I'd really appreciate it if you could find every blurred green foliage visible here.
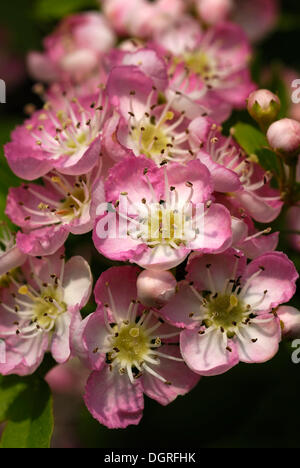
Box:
[0,374,53,448]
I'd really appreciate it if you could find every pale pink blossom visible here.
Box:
[153,21,255,118]
[93,156,232,270]
[191,118,283,222]
[0,248,92,376]
[102,0,184,38]
[195,0,279,42]
[4,90,108,180]
[6,166,104,256]
[160,250,298,376]
[73,266,199,428]
[27,12,116,85]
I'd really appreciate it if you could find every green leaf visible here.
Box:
[232,122,267,155]
[232,122,280,177]
[0,376,53,448]
[0,376,28,422]
[34,0,99,21]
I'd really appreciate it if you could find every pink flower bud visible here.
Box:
[137,270,177,307]
[247,89,280,131]
[267,118,300,160]
[277,306,300,338]
[196,0,233,25]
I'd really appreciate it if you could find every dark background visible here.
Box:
[1,0,300,448]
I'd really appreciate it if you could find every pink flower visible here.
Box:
[6,166,104,256]
[195,0,279,42]
[4,91,108,180]
[105,64,215,165]
[102,0,184,38]
[231,0,279,42]
[27,12,116,84]
[192,118,283,222]
[93,156,232,270]
[154,21,255,115]
[160,250,298,376]
[0,248,92,376]
[73,266,199,428]
[0,224,26,279]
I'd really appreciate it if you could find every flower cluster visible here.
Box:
[1,0,299,431]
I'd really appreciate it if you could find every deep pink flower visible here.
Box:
[191,118,283,222]
[73,266,199,428]
[105,64,217,165]
[27,12,116,84]
[153,21,255,116]
[0,248,92,376]
[160,250,298,376]
[6,166,104,256]
[4,91,108,180]
[93,156,232,270]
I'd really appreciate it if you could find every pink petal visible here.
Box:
[180,328,239,376]
[84,367,144,429]
[142,344,200,405]
[234,315,281,363]
[242,252,299,313]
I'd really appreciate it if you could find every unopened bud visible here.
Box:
[277,306,300,338]
[137,270,176,308]
[267,118,300,163]
[247,89,281,132]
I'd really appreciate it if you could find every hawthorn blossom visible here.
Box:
[194,0,279,42]
[0,224,26,279]
[160,250,298,376]
[27,12,116,85]
[190,118,283,222]
[6,166,104,256]
[153,20,255,119]
[102,0,184,38]
[4,89,108,180]
[104,64,215,165]
[73,266,199,428]
[93,156,232,270]
[0,248,92,376]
